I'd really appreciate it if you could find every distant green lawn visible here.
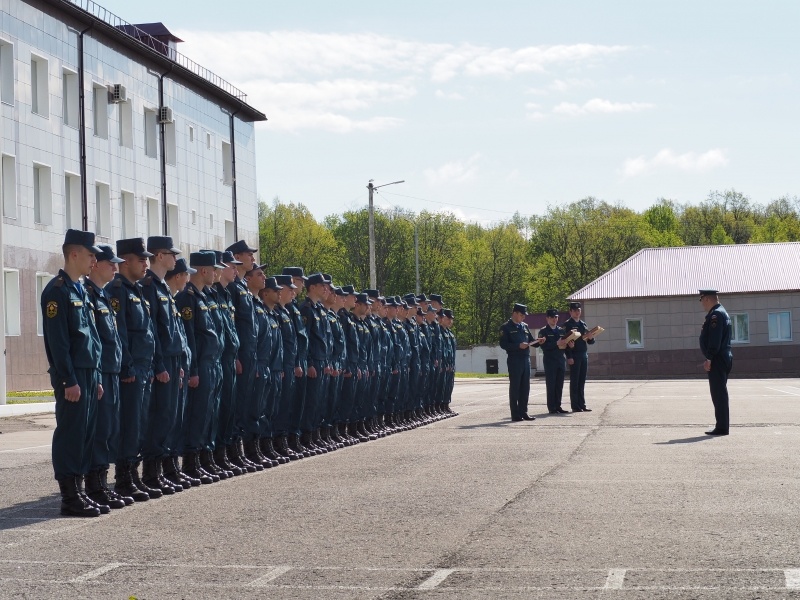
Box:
[455,372,506,379]
[5,390,55,404]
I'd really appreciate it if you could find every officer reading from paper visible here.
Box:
[499,303,535,422]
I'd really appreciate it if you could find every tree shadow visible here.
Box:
[0,493,65,530]
[654,435,714,445]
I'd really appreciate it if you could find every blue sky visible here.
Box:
[98,0,799,223]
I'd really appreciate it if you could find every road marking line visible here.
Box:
[418,568,455,589]
[0,444,51,453]
[604,569,626,589]
[785,569,800,588]
[766,387,800,397]
[69,562,125,583]
[248,566,292,586]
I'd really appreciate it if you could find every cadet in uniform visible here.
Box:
[282,267,312,456]
[322,281,347,448]
[337,286,362,444]
[41,229,105,517]
[441,308,457,415]
[272,274,302,460]
[533,309,571,414]
[139,236,182,496]
[258,277,288,464]
[563,301,596,413]
[301,273,332,452]
[699,289,733,436]
[109,238,159,501]
[84,244,129,510]
[499,303,535,422]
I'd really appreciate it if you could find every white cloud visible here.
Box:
[621,148,729,179]
[552,98,655,117]
[176,30,629,133]
[424,154,482,185]
[525,102,546,121]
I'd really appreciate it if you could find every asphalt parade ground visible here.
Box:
[2,378,800,599]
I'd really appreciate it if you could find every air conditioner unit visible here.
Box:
[158,106,174,124]
[111,84,127,103]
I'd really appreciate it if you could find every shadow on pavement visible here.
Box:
[457,420,517,429]
[0,494,62,530]
[654,435,714,445]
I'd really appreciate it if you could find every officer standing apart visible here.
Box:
[699,289,733,436]
[533,309,572,414]
[41,230,105,517]
[563,301,596,413]
[499,303,536,422]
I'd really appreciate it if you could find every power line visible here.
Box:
[376,189,537,217]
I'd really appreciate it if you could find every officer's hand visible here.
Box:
[537,337,546,345]
[704,359,711,372]
[357,369,362,380]
[188,375,200,388]
[280,371,284,379]
[518,342,529,349]
[568,341,575,348]
[308,365,318,379]
[121,375,136,383]
[393,369,399,375]
[97,383,104,400]
[179,368,184,379]
[155,370,170,383]
[294,366,303,377]
[64,384,81,402]
[344,370,352,378]
[567,358,574,366]
[236,359,243,375]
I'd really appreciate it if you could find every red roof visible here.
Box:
[569,242,800,300]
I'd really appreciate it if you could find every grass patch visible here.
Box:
[6,397,55,404]
[6,390,54,398]
[455,372,507,379]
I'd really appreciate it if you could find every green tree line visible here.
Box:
[258,189,800,347]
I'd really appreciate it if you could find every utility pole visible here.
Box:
[414,221,420,295]
[367,179,404,289]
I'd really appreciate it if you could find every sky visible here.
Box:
[96,0,799,224]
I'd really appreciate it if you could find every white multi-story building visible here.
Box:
[0,0,266,394]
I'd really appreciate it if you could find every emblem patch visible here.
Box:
[110,297,121,313]
[181,307,193,320]
[46,301,58,318]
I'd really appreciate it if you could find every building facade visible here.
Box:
[568,244,800,379]
[0,0,266,392]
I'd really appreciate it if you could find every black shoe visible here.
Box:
[521,414,536,421]
[705,429,729,436]
[582,407,592,412]
[557,408,570,414]
[548,410,558,414]
[511,416,523,422]
[572,408,582,413]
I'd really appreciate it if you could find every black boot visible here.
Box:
[275,435,300,460]
[243,440,267,470]
[199,450,225,480]
[301,431,322,454]
[350,422,368,443]
[163,457,191,489]
[114,463,150,502]
[86,469,126,509]
[143,459,175,495]
[131,461,162,498]
[288,433,310,458]
[74,475,110,514]
[58,477,101,517]
[215,445,243,476]
[227,442,257,472]
[261,437,288,464]
[181,452,213,484]
[156,459,182,493]
[101,468,132,506]
[176,456,201,487]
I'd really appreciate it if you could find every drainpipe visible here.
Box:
[157,66,173,234]
[77,24,93,230]
[227,104,242,240]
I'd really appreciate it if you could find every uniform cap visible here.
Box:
[402,293,418,306]
[166,257,196,277]
[146,236,180,254]
[430,294,443,304]
[443,309,453,318]
[306,273,326,287]
[64,229,102,253]
[226,239,258,254]
[264,276,283,291]
[341,285,356,294]
[363,289,380,299]
[512,303,528,315]
[117,237,154,258]
[699,289,718,297]
[221,250,243,265]
[95,243,124,263]
[321,273,333,284]
[273,274,297,289]
[568,302,582,310]
[282,266,306,280]
[355,293,373,305]
[189,252,217,267]
[199,250,224,268]
[334,287,348,296]
[546,308,559,317]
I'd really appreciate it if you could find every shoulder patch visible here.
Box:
[110,297,121,313]
[141,276,153,286]
[53,277,65,288]
[46,301,58,318]
[181,306,193,320]
[112,278,123,288]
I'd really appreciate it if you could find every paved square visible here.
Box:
[1,378,800,599]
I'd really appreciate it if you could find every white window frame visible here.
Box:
[1,153,16,219]
[0,38,14,106]
[120,190,136,237]
[62,67,79,128]
[167,203,179,244]
[221,140,233,185]
[164,121,176,165]
[30,54,49,116]
[64,172,82,229]
[36,272,55,336]
[33,163,53,225]
[144,108,158,158]
[146,196,160,237]
[768,311,792,342]
[625,317,644,349]
[119,100,133,148]
[3,268,21,336]
[92,83,108,139]
[95,181,111,238]
[730,312,750,344]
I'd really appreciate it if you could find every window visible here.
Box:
[191,209,196,225]
[221,141,233,185]
[164,121,176,165]
[167,203,178,244]
[93,84,108,138]
[31,54,49,116]
[3,269,20,336]
[730,313,749,344]
[121,191,135,237]
[147,196,160,237]
[768,311,792,342]
[0,39,13,105]
[1,154,16,218]
[33,163,52,225]
[95,182,111,237]
[119,100,133,148]
[206,132,212,149]
[188,125,194,142]
[144,109,158,158]
[36,273,54,336]
[64,172,81,229]
[209,213,214,229]
[62,68,79,127]
[625,318,643,349]
[224,219,235,247]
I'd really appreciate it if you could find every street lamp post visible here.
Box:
[367,179,404,289]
